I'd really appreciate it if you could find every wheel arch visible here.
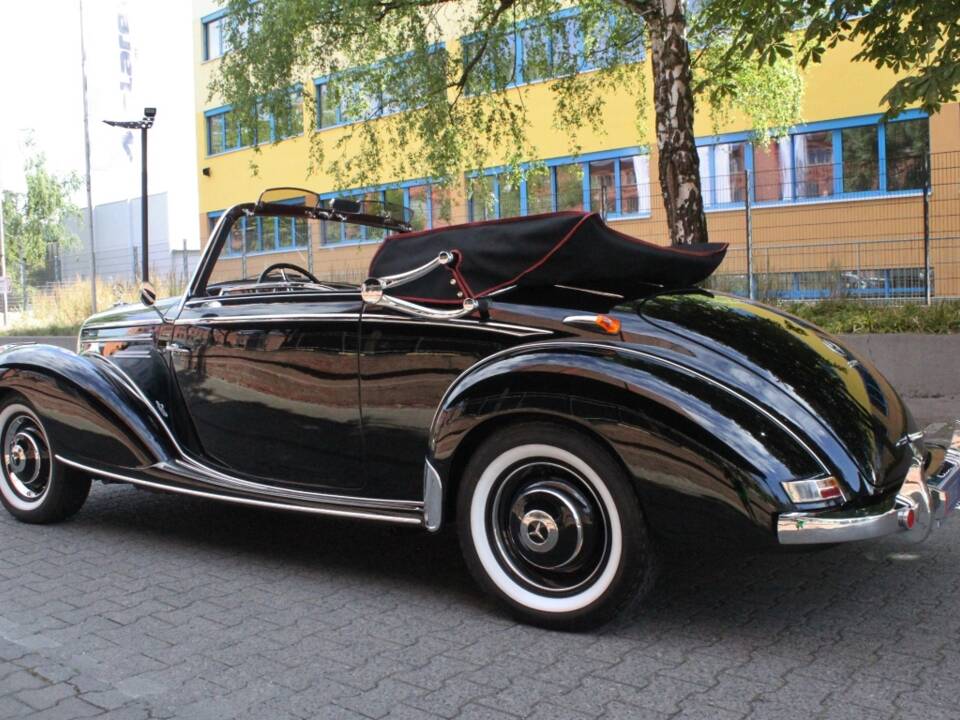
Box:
[429,343,822,542]
[0,344,175,470]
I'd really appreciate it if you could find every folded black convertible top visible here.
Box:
[368,211,727,304]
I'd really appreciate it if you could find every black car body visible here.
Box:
[0,191,956,628]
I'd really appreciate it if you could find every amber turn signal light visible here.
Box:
[595,315,621,335]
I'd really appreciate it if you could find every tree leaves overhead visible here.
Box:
[699,0,960,118]
[211,0,650,190]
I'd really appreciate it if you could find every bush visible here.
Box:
[782,299,960,334]
[2,276,183,336]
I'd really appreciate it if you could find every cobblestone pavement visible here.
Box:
[0,481,958,720]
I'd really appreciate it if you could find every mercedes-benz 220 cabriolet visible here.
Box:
[0,188,956,628]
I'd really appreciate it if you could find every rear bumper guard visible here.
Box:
[778,420,960,545]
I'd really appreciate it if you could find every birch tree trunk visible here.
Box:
[645,0,708,245]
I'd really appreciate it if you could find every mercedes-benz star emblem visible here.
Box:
[527,519,549,545]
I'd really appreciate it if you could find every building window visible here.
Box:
[589,160,616,215]
[619,155,649,215]
[526,172,553,214]
[321,183,443,244]
[202,14,228,61]
[794,131,834,198]
[555,164,584,211]
[841,126,878,193]
[886,118,929,190]
[752,138,792,202]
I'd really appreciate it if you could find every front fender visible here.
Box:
[0,344,175,469]
[430,343,826,542]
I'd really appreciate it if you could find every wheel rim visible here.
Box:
[2,412,51,502]
[488,460,610,595]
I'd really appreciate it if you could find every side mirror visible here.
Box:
[360,278,384,305]
[139,281,157,307]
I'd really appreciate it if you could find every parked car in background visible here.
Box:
[0,188,956,629]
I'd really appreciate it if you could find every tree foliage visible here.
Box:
[699,0,960,117]
[1,140,81,271]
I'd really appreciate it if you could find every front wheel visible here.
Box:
[0,397,91,524]
[457,423,656,630]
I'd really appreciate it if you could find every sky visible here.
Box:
[0,0,199,243]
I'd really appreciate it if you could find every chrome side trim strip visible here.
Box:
[57,456,422,526]
[82,351,423,512]
[175,313,360,325]
[81,321,164,331]
[423,459,443,532]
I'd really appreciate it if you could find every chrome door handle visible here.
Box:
[165,342,191,355]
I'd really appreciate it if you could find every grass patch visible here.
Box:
[782,300,960,334]
[0,323,80,338]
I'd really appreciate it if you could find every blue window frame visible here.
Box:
[213,197,310,258]
[204,90,303,156]
[468,148,651,221]
[463,8,644,95]
[317,181,439,245]
[202,10,229,61]
[697,110,929,208]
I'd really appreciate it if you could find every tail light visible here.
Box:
[782,476,846,505]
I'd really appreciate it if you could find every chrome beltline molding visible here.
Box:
[57,456,423,525]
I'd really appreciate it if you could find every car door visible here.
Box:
[169,291,364,491]
[358,307,528,498]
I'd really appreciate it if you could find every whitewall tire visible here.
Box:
[0,396,91,524]
[457,422,656,629]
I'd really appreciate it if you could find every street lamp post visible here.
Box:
[104,107,156,284]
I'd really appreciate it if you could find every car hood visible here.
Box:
[82,296,181,328]
[633,292,916,492]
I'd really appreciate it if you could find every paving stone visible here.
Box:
[0,480,955,719]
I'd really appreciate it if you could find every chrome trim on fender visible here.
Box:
[57,456,423,526]
[429,340,831,478]
[423,459,443,532]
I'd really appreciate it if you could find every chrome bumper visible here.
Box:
[778,420,960,545]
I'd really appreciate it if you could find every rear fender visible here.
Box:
[0,344,176,469]
[430,344,826,541]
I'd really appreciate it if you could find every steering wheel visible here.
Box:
[257,262,321,285]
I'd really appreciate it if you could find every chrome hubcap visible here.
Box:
[2,414,51,501]
[490,461,609,594]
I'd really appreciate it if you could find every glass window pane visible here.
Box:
[619,155,649,215]
[408,185,429,231]
[697,146,712,206]
[526,172,552,214]
[207,115,224,154]
[521,26,550,82]
[714,142,746,203]
[499,176,521,218]
[364,192,386,241]
[277,93,302,139]
[244,217,259,253]
[205,19,223,59]
[551,17,582,74]
[555,164,584,211]
[431,187,452,227]
[886,119,929,191]
[794,131,834,198]
[464,33,517,94]
[228,219,243,255]
[294,217,309,247]
[278,218,293,248]
[589,160,616,215]
[261,217,276,251]
[255,105,271,145]
[384,187,404,210]
[753,138,793,202]
[318,84,338,128]
[842,126,879,193]
[223,111,239,150]
[469,176,496,221]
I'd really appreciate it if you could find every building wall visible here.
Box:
[192,0,960,298]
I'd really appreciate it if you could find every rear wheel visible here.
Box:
[0,398,91,524]
[456,422,656,630]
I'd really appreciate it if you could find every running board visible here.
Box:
[57,456,426,527]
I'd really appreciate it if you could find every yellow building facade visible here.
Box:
[193,0,960,300]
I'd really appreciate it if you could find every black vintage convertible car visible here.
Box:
[0,189,957,628]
